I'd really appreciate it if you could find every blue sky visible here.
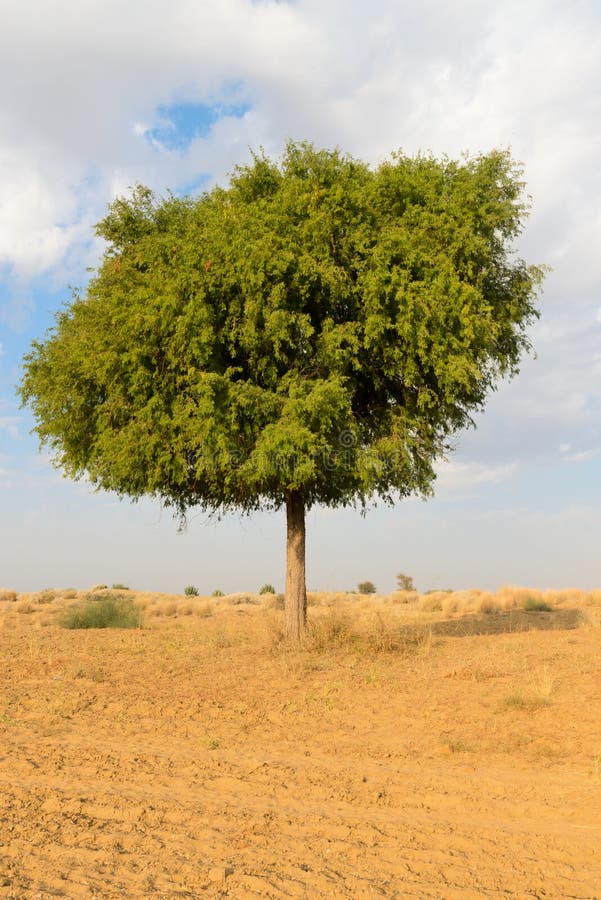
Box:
[1,0,600,594]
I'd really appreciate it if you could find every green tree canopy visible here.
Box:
[19,141,544,638]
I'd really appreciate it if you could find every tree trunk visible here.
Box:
[285,489,307,641]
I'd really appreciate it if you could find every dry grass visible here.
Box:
[2,582,601,897]
[193,600,215,618]
[221,592,260,606]
[388,590,419,605]
[504,665,556,711]
[14,598,35,614]
[1,583,596,645]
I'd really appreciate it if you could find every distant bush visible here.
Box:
[259,583,276,595]
[111,583,130,590]
[59,593,142,629]
[212,589,224,597]
[184,585,199,596]
[0,590,17,603]
[358,581,376,595]
[91,584,108,591]
[523,597,553,612]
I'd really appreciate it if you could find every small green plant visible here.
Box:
[590,752,601,778]
[259,583,276,595]
[504,693,551,711]
[358,581,376,595]
[523,597,552,612]
[504,694,528,710]
[59,593,142,629]
[448,740,470,754]
[212,589,224,597]
[111,583,130,591]
[184,585,199,596]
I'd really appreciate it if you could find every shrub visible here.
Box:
[34,589,58,604]
[358,581,376,595]
[523,597,553,612]
[184,585,199,596]
[259,583,276,595]
[0,590,18,603]
[111,583,130,590]
[212,589,224,597]
[59,593,142,629]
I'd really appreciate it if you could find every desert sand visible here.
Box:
[1,588,600,898]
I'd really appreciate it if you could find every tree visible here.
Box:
[19,142,544,640]
[396,572,415,592]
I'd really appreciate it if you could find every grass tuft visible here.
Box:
[307,609,354,651]
[193,600,215,618]
[523,597,553,612]
[59,593,143,629]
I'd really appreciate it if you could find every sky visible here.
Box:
[1,0,600,595]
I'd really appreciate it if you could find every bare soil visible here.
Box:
[1,596,601,898]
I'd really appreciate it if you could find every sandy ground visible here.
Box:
[1,594,601,898]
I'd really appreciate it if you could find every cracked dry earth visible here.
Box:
[1,601,601,898]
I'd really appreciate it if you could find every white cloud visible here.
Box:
[435,459,519,495]
[0,147,87,276]
[0,0,599,287]
[562,447,600,464]
[1,0,601,594]
[0,0,597,457]
[0,417,20,440]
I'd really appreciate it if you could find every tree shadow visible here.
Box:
[427,608,584,638]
